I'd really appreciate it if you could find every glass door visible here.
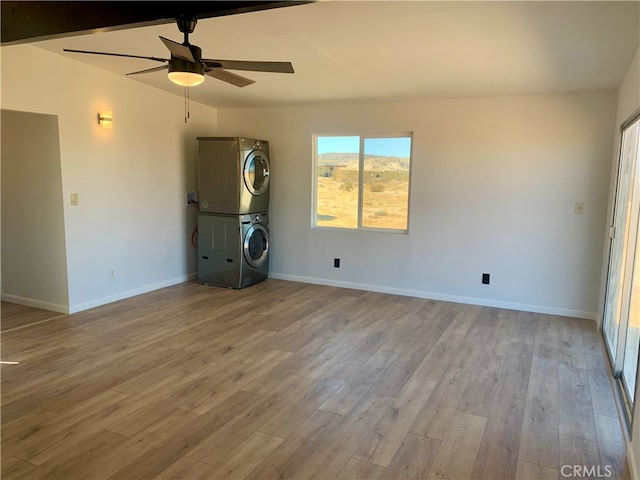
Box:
[603,111,640,420]
[622,229,639,404]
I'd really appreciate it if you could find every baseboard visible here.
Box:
[268,272,597,321]
[68,273,198,314]
[0,293,69,314]
[8,271,595,320]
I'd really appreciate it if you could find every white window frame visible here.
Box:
[312,132,413,233]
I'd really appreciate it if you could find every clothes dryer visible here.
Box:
[197,137,270,214]
[198,212,269,289]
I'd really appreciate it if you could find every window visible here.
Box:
[313,133,412,232]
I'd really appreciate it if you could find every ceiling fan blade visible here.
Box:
[203,59,294,74]
[205,68,255,88]
[127,65,169,76]
[63,49,167,63]
[159,36,195,63]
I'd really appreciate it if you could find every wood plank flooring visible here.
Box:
[1,279,631,479]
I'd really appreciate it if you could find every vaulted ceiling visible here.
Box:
[15,1,640,108]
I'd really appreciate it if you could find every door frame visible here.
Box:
[602,107,640,429]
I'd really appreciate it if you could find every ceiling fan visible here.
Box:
[63,15,294,88]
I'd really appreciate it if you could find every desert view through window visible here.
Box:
[314,134,412,231]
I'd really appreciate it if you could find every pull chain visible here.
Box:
[183,85,192,124]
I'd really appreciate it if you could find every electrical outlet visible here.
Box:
[334,258,341,268]
[482,273,490,285]
[109,269,116,280]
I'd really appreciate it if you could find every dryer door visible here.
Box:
[243,150,270,196]
[243,224,269,267]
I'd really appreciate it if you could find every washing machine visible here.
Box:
[198,212,269,289]
[197,137,270,214]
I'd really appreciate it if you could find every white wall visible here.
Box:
[1,110,69,312]
[219,91,616,319]
[0,45,218,312]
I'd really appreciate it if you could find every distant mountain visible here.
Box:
[318,153,409,171]
[318,152,359,164]
[360,157,409,172]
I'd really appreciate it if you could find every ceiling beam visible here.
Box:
[1,1,310,45]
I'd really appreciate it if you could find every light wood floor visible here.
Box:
[1,280,631,480]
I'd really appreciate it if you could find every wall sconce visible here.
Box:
[97,110,113,129]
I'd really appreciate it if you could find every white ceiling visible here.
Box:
[34,1,640,109]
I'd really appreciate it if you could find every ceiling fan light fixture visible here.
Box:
[168,71,205,87]
[168,57,205,87]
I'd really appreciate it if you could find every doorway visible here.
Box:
[603,109,640,424]
[1,109,69,313]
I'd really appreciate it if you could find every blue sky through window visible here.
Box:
[365,137,411,158]
[317,136,359,155]
[317,136,411,157]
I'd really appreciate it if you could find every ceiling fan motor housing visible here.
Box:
[169,55,205,79]
[168,42,204,86]
[169,57,205,75]
[169,42,204,76]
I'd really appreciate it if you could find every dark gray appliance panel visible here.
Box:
[197,214,241,288]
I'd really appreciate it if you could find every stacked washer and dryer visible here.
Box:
[197,137,270,289]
